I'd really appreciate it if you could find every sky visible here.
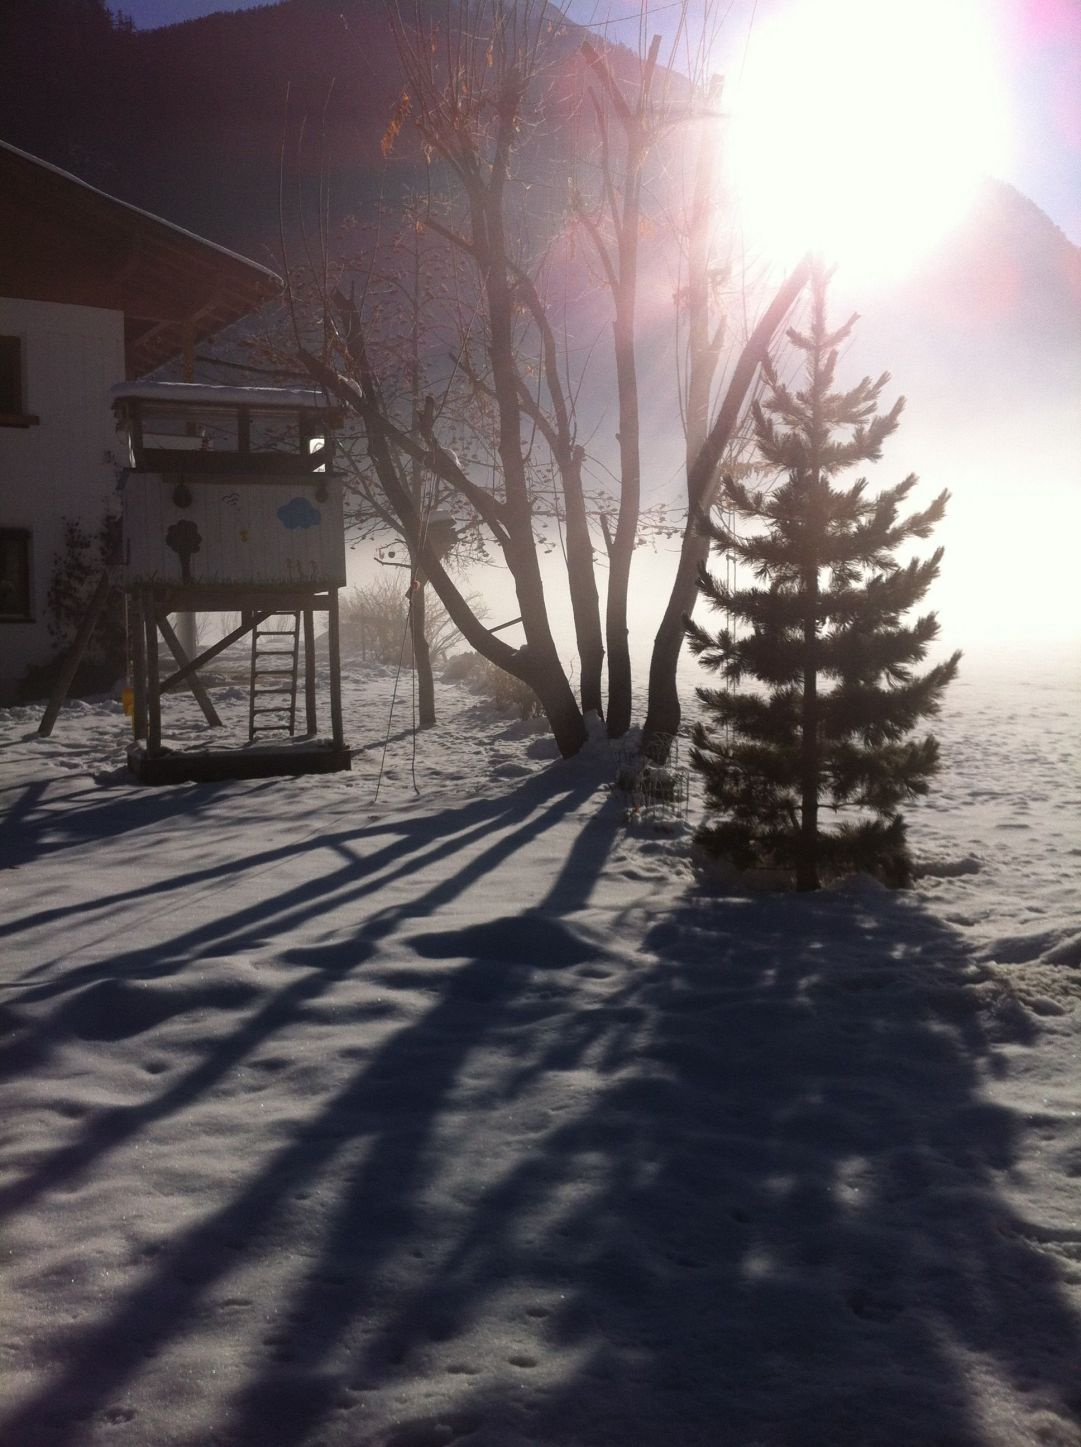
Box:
[114,0,1079,654]
[118,0,1081,242]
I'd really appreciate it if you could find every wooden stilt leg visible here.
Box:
[37,572,112,737]
[303,607,317,736]
[328,589,344,750]
[145,604,162,756]
[158,614,222,727]
[131,591,147,741]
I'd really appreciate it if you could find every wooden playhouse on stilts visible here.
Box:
[110,380,351,784]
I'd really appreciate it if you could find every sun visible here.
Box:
[725,0,1013,285]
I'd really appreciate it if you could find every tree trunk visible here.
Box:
[501,515,588,756]
[642,537,708,754]
[510,267,606,721]
[528,643,591,756]
[639,81,724,761]
[642,259,811,759]
[298,67,590,759]
[410,581,436,729]
[578,38,657,740]
[605,302,641,739]
[480,138,588,758]
[562,448,605,718]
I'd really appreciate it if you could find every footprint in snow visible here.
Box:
[846,1288,904,1324]
[490,761,531,779]
[409,914,597,969]
[382,1415,483,1447]
[985,928,1069,965]
[1046,933,1081,967]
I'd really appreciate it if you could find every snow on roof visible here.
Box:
[0,139,279,286]
[1,141,282,375]
[110,381,338,411]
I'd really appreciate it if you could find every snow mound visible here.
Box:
[983,927,1072,966]
[497,717,550,741]
[913,854,983,878]
[1045,932,1081,968]
[489,760,532,780]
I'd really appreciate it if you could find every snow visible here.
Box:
[1,648,1079,1447]
[109,382,336,412]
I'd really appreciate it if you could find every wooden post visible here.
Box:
[157,613,222,727]
[38,571,112,737]
[303,606,317,736]
[175,318,199,660]
[328,588,344,749]
[145,603,162,756]
[175,611,198,659]
[131,590,148,741]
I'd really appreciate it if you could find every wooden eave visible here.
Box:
[0,142,281,377]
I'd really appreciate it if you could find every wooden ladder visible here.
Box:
[248,612,300,742]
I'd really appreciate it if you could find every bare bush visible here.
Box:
[340,573,484,667]
[446,650,544,720]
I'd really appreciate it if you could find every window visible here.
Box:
[0,337,38,427]
[0,529,32,620]
[0,336,24,413]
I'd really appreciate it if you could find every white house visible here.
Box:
[0,140,279,702]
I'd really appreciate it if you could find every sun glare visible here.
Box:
[726,0,1013,285]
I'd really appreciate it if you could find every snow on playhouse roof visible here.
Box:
[0,140,280,377]
[109,381,337,412]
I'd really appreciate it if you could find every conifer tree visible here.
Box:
[687,268,961,889]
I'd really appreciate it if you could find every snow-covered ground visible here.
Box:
[1,648,1079,1447]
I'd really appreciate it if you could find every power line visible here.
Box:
[572,0,698,32]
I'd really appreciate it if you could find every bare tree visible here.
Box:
[572,32,810,755]
[641,257,810,754]
[285,0,810,758]
[571,34,662,738]
[295,0,597,755]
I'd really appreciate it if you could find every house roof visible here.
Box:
[0,141,281,377]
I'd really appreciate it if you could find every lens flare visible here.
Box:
[726,0,1014,284]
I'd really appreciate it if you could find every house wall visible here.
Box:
[0,297,124,702]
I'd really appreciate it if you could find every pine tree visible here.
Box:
[686,269,961,890]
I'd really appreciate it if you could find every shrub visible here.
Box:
[441,651,486,684]
[339,574,477,665]
[448,651,544,719]
[19,511,125,700]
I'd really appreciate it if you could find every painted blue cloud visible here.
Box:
[277,497,322,530]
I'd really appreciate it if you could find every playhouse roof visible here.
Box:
[110,381,337,412]
[0,141,281,377]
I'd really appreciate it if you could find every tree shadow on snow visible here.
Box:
[479,886,1081,1447]
[435,885,1079,1447]
[3,804,1081,1446]
[0,766,599,1196]
[218,881,1080,1447]
[0,772,281,875]
[0,767,609,1445]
